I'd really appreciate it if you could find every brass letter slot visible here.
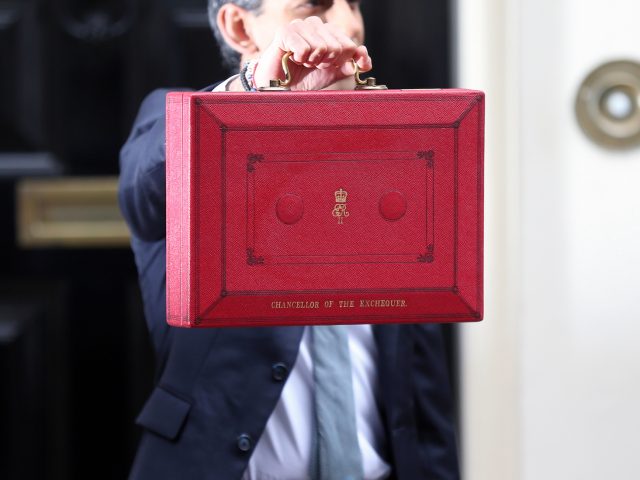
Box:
[17,177,130,248]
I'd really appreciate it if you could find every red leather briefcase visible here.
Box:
[166,87,484,327]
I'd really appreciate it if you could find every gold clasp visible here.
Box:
[353,59,388,90]
[258,52,294,91]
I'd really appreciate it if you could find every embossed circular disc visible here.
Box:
[276,194,304,224]
[379,191,407,221]
[575,60,640,149]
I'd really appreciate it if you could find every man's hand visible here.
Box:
[242,16,372,91]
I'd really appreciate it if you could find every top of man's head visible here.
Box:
[208,0,263,72]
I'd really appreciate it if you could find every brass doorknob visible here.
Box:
[575,60,640,149]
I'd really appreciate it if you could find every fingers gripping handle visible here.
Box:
[257,52,388,91]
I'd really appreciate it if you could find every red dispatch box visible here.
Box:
[166,89,484,327]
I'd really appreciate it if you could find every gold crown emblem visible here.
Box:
[334,188,348,203]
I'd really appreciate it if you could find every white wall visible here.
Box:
[456,1,640,479]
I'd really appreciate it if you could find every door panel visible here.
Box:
[1,1,455,478]
[521,1,640,478]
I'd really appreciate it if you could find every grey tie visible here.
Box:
[310,325,364,480]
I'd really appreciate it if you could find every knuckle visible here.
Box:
[300,44,311,56]
[321,23,340,36]
[315,43,328,55]
[325,47,341,60]
[329,41,343,53]
[342,42,357,55]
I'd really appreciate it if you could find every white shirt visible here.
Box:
[212,79,391,480]
[241,326,391,480]
[212,75,238,92]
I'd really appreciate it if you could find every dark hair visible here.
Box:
[207,0,264,72]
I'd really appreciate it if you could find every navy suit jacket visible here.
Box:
[119,87,460,480]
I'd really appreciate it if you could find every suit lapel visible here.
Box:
[373,323,401,410]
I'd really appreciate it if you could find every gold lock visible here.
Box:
[258,52,388,91]
[353,60,388,90]
[257,52,295,91]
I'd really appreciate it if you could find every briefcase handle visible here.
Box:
[258,52,388,91]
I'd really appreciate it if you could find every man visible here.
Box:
[119,0,460,478]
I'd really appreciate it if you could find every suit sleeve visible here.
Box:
[411,324,461,479]
[118,83,223,241]
[117,82,222,353]
[118,89,174,241]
